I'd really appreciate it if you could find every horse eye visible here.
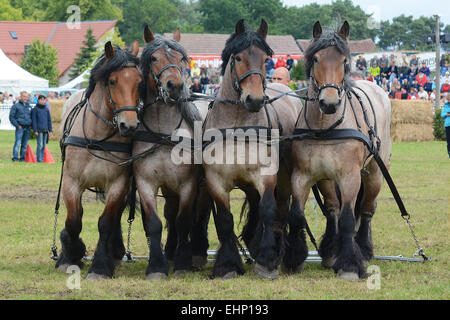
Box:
[314,57,318,64]
[109,79,116,87]
[235,56,242,62]
[151,56,157,62]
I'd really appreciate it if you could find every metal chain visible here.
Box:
[124,218,135,262]
[403,216,431,261]
[50,211,59,260]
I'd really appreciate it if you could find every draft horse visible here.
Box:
[202,19,299,279]
[132,26,207,279]
[289,21,391,280]
[55,42,142,279]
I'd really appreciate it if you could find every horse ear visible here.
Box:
[105,41,114,60]
[235,19,245,36]
[313,21,322,39]
[130,40,139,56]
[173,28,181,42]
[338,21,350,40]
[144,24,154,43]
[257,19,268,39]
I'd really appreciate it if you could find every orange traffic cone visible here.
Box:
[44,146,55,163]
[25,144,37,163]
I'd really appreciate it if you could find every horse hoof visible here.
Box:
[146,272,168,280]
[337,270,359,281]
[281,263,304,274]
[173,269,191,276]
[321,257,336,268]
[56,263,71,273]
[86,272,109,280]
[192,256,208,269]
[254,263,279,280]
[222,271,237,279]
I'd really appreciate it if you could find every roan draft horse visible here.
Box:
[55,42,142,279]
[132,26,207,279]
[289,21,391,280]
[202,19,299,279]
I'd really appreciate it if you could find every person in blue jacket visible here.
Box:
[9,91,32,161]
[441,94,450,158]
[31,95,53,163]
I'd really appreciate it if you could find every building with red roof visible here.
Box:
[0,20,117,84]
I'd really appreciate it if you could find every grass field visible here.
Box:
[0,130,449,300]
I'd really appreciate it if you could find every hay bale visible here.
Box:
[390,99,433,125]
[49,99,66,123]
[50,121,61,141]
[391,123,434,142]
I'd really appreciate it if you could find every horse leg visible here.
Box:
[55,177,86,272]
[162,189,179,264]
[251,178,283,279]
[284,173,312,274]
[334,170,367,280]
[317,180,341,268]
[191,183,212,269]
[87,180,129,279]
[240,185,260,255]
[138,182,169,280]
[207,178,244,279]
[355,160,382,264]
[173,180,198,274]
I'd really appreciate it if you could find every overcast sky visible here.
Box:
[281,0,450,26]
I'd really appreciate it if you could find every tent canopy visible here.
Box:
[0,48,49,97]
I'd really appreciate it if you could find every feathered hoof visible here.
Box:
[321,257,336,269]
[192,256,208,269]
[146,272,168,280]
[281,263,304,274]
[221,271,237,279]
[173,269,191,276]
[337,270,359,281]
[56,263,71,273]
[254,263,279,280]
[86,272,110,280]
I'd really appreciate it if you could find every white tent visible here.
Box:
[58,69,90,90]
[0,48,49,97]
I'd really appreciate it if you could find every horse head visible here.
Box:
[225,19,271,112]
[308,21,351,114]
[102,41,142,137]
[142,26,187,103]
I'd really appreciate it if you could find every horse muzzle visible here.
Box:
[243,94,265,113]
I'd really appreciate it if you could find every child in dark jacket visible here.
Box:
[31,95,53,162]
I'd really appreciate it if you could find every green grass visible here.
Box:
[0,130,449,299]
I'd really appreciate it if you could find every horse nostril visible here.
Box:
[119,122,127,130]
[245,95,254,104]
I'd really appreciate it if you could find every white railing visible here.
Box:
[0,104,14,130]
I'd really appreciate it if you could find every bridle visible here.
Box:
[229,54,267,97]
[100,62,144,127]
[148,54,184,105]
[309,63,346,103]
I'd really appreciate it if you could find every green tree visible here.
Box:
[198,0,286,34]
[20,39,59,87]
[290,59,306,81]
[9,0,48,20]
[44,0,122,22]
[70,27,97,80]
[378,15,442,50]
[117,0,178,45]
[0,0,23,20]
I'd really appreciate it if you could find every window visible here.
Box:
[9,31,18,40]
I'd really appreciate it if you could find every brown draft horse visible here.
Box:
[55,42,142,279]
[202,19,299,279]
[289,21,391,280]
[132,26,207,279]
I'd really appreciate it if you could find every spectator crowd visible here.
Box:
[354,53,450,104]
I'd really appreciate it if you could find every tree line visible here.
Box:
[2,0,448,51]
